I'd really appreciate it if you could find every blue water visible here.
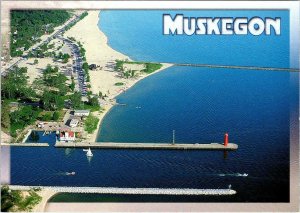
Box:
[100,10,289,68]
[8,10,293,202]
[26,131,57,144]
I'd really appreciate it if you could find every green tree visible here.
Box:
[1,185,42,212]
[42,90,64,110]
[82,62,89,72]
[1,66,30,100]
[41,112,52,121]
[10,10,70,57]
[33,59,38,65]
[69,78,75,92]
[52,111,60,121]
[88,96,99,107]
[1,185,17,212]
[1,101,11,130]
[10,106,40,135]
[84,114,99,133]
[62,53,70,63]
[69,92,82,109]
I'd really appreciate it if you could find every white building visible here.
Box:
[37,122,45,128]
[74,110,90,117]
[69,119,79,128]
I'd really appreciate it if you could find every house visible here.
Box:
[74,110,90,117]
[37,122,45,128]
[59,131,75,142]
[69,119,79,128]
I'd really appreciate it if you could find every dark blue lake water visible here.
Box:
[26,131,57,144]
[8,10,293,202]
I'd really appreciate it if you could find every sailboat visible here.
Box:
[86,148,93,157]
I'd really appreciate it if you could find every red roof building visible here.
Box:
[59,131,75,142]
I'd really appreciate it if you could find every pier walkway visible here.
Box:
[1,143,49,147]
[171,63,299,72]
[8,185,236,196]
[55,142,238,150]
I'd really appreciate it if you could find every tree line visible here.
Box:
[10,10,71,57]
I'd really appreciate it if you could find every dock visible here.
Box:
[172,62,299,72]
[8,185,236,196]
[1,143,49,147]
[55,142,238,150]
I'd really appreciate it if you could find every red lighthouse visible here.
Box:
[224,133,229,146]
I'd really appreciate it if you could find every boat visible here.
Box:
[86,148,93,157]
[236,173,248,177]
[66,172,76,176]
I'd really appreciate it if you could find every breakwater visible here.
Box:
[55,142,238,150]
[1,143,49,147]
[169,63,299,72]
[8,185,236,196]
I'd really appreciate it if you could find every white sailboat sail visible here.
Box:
[86,148,93,157]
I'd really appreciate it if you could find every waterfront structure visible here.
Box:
[69,119,79,127]
[59,131,75,142]
[37,122,45,128]
[8,185,237,196]
[55,141,238,150]
[74,110,90,116]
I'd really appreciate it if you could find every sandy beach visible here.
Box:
[32,189,57,212]
[64,10,172,142]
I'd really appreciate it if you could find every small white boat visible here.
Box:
[66,172,76,176]
[237,173,248,177]
[86,148,93,157]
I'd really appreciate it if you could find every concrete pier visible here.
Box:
[172,62,299,72]
[1,143,49,147]
[9,185,236,196]
[55,142,238,150]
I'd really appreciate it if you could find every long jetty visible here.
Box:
[170,62,299,72]
[55,142,238,150]
[8,185,236,196]
[1,143,49,147]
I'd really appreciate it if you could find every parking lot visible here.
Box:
[60,36,88,96]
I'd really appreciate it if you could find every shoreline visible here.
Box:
[64,10,173,143]
[89,62,173,143]
[32,189,57,212]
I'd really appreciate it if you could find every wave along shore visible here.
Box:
[64,10,173,142]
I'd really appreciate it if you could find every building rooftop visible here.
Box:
[74,110,90,113]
